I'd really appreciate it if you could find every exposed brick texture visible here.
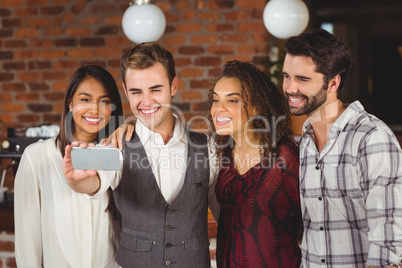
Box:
[0,232,15,268]
[0,1,272,266]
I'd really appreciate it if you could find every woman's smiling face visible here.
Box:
[211,77,253,139]
[69,77,112,142]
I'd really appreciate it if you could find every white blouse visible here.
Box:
[14,138,120,268]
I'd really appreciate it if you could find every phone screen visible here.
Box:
[71,147,122,170]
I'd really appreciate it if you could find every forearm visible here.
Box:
[365,176,402,266]
[362,131,402,267]
[66,174,100,195]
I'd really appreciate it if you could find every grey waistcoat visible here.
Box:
[113,129,211,268]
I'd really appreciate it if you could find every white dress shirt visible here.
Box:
[14,138,120,268]
[97,118,220,220]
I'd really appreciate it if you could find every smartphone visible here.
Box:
[71,147,122,171]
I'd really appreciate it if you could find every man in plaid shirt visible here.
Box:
[282,28,402,267]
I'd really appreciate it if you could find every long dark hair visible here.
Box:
[55,65,123,219]
[206,60,294,160]
[55,65,124,155]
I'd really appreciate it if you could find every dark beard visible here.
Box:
[286,84,327,116]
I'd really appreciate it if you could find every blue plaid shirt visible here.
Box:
[299,101,402,268]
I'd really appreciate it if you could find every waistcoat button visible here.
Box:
[166,225,172,231]
[165,260,171,266]
[167,207,173,214]
[165,242,172,248]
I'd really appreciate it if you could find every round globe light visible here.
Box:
[263,0,309,39]
[122,3,166,44]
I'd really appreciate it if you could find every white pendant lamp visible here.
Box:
[263,0,309,39]
[122,0,166,44]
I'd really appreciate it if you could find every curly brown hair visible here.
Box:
[206,60,294,161]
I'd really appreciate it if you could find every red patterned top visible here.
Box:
[216,139,302,268]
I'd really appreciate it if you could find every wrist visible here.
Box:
[89,175,101,196]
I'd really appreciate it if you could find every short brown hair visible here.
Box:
[120,42,176,87]
[284,29,352,99]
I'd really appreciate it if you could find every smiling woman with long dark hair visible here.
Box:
[14,65,123,268]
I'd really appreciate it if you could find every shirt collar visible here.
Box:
[135,114,188,146]
[303,100,364,136]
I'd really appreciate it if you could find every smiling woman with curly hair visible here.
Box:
[206,60,302,268]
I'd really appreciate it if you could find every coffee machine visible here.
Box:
[0,126,59,208]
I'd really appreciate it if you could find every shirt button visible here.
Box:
[321,259,325,263]
[318,197,322,201]
[320,227,324,231]
[315,166,320,170]
[165,260,171,266]
[166,225,172,231]
[165,242,172,248]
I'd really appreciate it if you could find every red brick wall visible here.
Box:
[0,231,15,268]
[0,0,271,140]
[0,0,271,266]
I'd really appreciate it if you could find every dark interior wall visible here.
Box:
[310,0,402,132]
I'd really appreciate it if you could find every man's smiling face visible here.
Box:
[123,62,178,132]
[282,54,329,116]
